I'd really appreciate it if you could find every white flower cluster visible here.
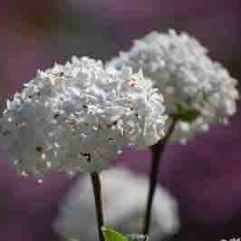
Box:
[0,57,166,176]
[221,238,240,241]
[107,30,239,143]
[54,168,179,241]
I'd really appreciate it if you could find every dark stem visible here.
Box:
[91,172,105,241]
[143,118,177,235]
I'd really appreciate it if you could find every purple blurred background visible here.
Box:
[0,0,241,240]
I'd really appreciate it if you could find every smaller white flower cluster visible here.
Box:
[0,57,166,176]
[54,168,179,241]
[221,238,240,241]
[107,30,239,143]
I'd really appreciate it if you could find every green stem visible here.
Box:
[143,118,177,235]
[91,172,105,241]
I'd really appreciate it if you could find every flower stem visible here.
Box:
[91,172,105,241]
[143,118,177,235]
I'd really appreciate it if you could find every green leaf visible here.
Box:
[175,103,200,122]
[102,226,129,241]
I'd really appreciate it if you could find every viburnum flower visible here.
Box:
[107,30,239,143]
[220,239,241,241]
[54,168,179,241]
[0,57,166,177]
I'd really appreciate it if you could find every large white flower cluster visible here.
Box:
[0,57,166,176]
[107,30,239,142]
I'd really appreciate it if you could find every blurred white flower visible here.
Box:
[0,57,166,176]
[221,238,240,241]
[107,30,239,143]
[54,168,179,241]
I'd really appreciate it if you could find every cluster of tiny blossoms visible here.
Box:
[0,29,239,176]
[107,30,239,143]
[0,57,166,177]
[221,238,241,241]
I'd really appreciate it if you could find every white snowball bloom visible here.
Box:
[54,168,179,241]
[221,239,241,241]
[0,57,166,176]
[107,30,239,143]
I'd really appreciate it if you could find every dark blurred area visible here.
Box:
[0,0,241,240]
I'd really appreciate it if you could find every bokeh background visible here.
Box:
[0,0,241,240]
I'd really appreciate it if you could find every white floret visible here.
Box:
[107,30,239,143]
[0,57,166,176]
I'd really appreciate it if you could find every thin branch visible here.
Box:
[91,172,105,241]
[143,117,177,235]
